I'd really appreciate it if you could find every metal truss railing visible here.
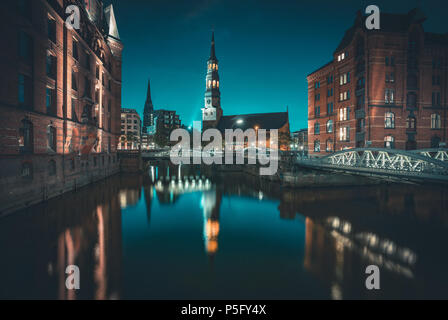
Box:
[299,148,448,178]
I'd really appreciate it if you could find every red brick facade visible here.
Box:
[307,9,448,156]
[0,0,123,213]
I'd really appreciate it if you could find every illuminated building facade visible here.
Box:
[307,9,448,156]
[119,108,141,150]
[0,0,123,213]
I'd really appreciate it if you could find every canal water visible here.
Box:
[1,161,448,299]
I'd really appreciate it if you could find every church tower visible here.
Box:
[202,32,223,129]
[142,79,154,133]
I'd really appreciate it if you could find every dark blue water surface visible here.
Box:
[1,162,448,299]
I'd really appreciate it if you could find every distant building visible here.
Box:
[0,0,122,212]
[201,32,290,150]
[291,129,308,155]
[141,132,154,150]
[153,109,181,147]
[119,108,141,150]
[142,79,154,134]
[307,9,448,156]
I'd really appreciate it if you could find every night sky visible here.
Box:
[106,0,448,131]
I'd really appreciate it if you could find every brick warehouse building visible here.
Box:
[307,9,448,156]
[0,0,123,214]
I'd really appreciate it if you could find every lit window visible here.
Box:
[339,107,350,121]
[384,136,394,149]
[385,89,395,104]
[339,126,350,141]
[385,112,395,129]
[326,139,333,152]
[326,120,333,133]
[431,114,441,129]
[19,119,33,153]
[314,140,320,152]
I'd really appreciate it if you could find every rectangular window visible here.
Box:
[327,102,334,114]
[339,126,350,141]
[340,91,350,101]
[315,106,320,117]
[339,107,350,121]
[46,53,56,78]
[385,89,395,104]
[72,71,77,90]
[340,73,349,85]
[72,39,78,60]
[71,98,77,120]
[47,17,56,43]
[46,87,54,113]
[432,92,441,106]
[18,73,32,108]
[19,31,32,63]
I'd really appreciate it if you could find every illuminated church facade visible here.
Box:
[201,33,291,150]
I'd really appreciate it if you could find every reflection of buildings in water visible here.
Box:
[201,189,222,260]
[119,189,141,208]
[304,216,419,299]
[0,177,122,300]
[143,185,153,226]
[119,175,143,209]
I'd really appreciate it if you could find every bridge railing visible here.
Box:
[297,148,448,177]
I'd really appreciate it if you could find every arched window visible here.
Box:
[431,113,441,129]
[314,140,320,152]
[385,112,395,128]
[48,159,56,176]
[21,162,33,179]
[47,125,56,151]
[19,119,33,153]
[384,136,394,149]
[314,122,320,135]
[326,139,333,152]
[431,136,441,148]
[326,120,333,133]
[406,116,416,130]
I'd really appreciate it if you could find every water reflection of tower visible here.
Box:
[201,188,223,264]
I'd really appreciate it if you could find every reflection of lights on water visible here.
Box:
[331,283,343,300]
[324,217,417,279]
[204,220,220,254]
[150,166,155,183]
[154,178,212,194]
[258,191,264,200]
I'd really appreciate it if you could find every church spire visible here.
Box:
[146,78,152,104]
[143,78,154,133]
[209,31,217,61]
